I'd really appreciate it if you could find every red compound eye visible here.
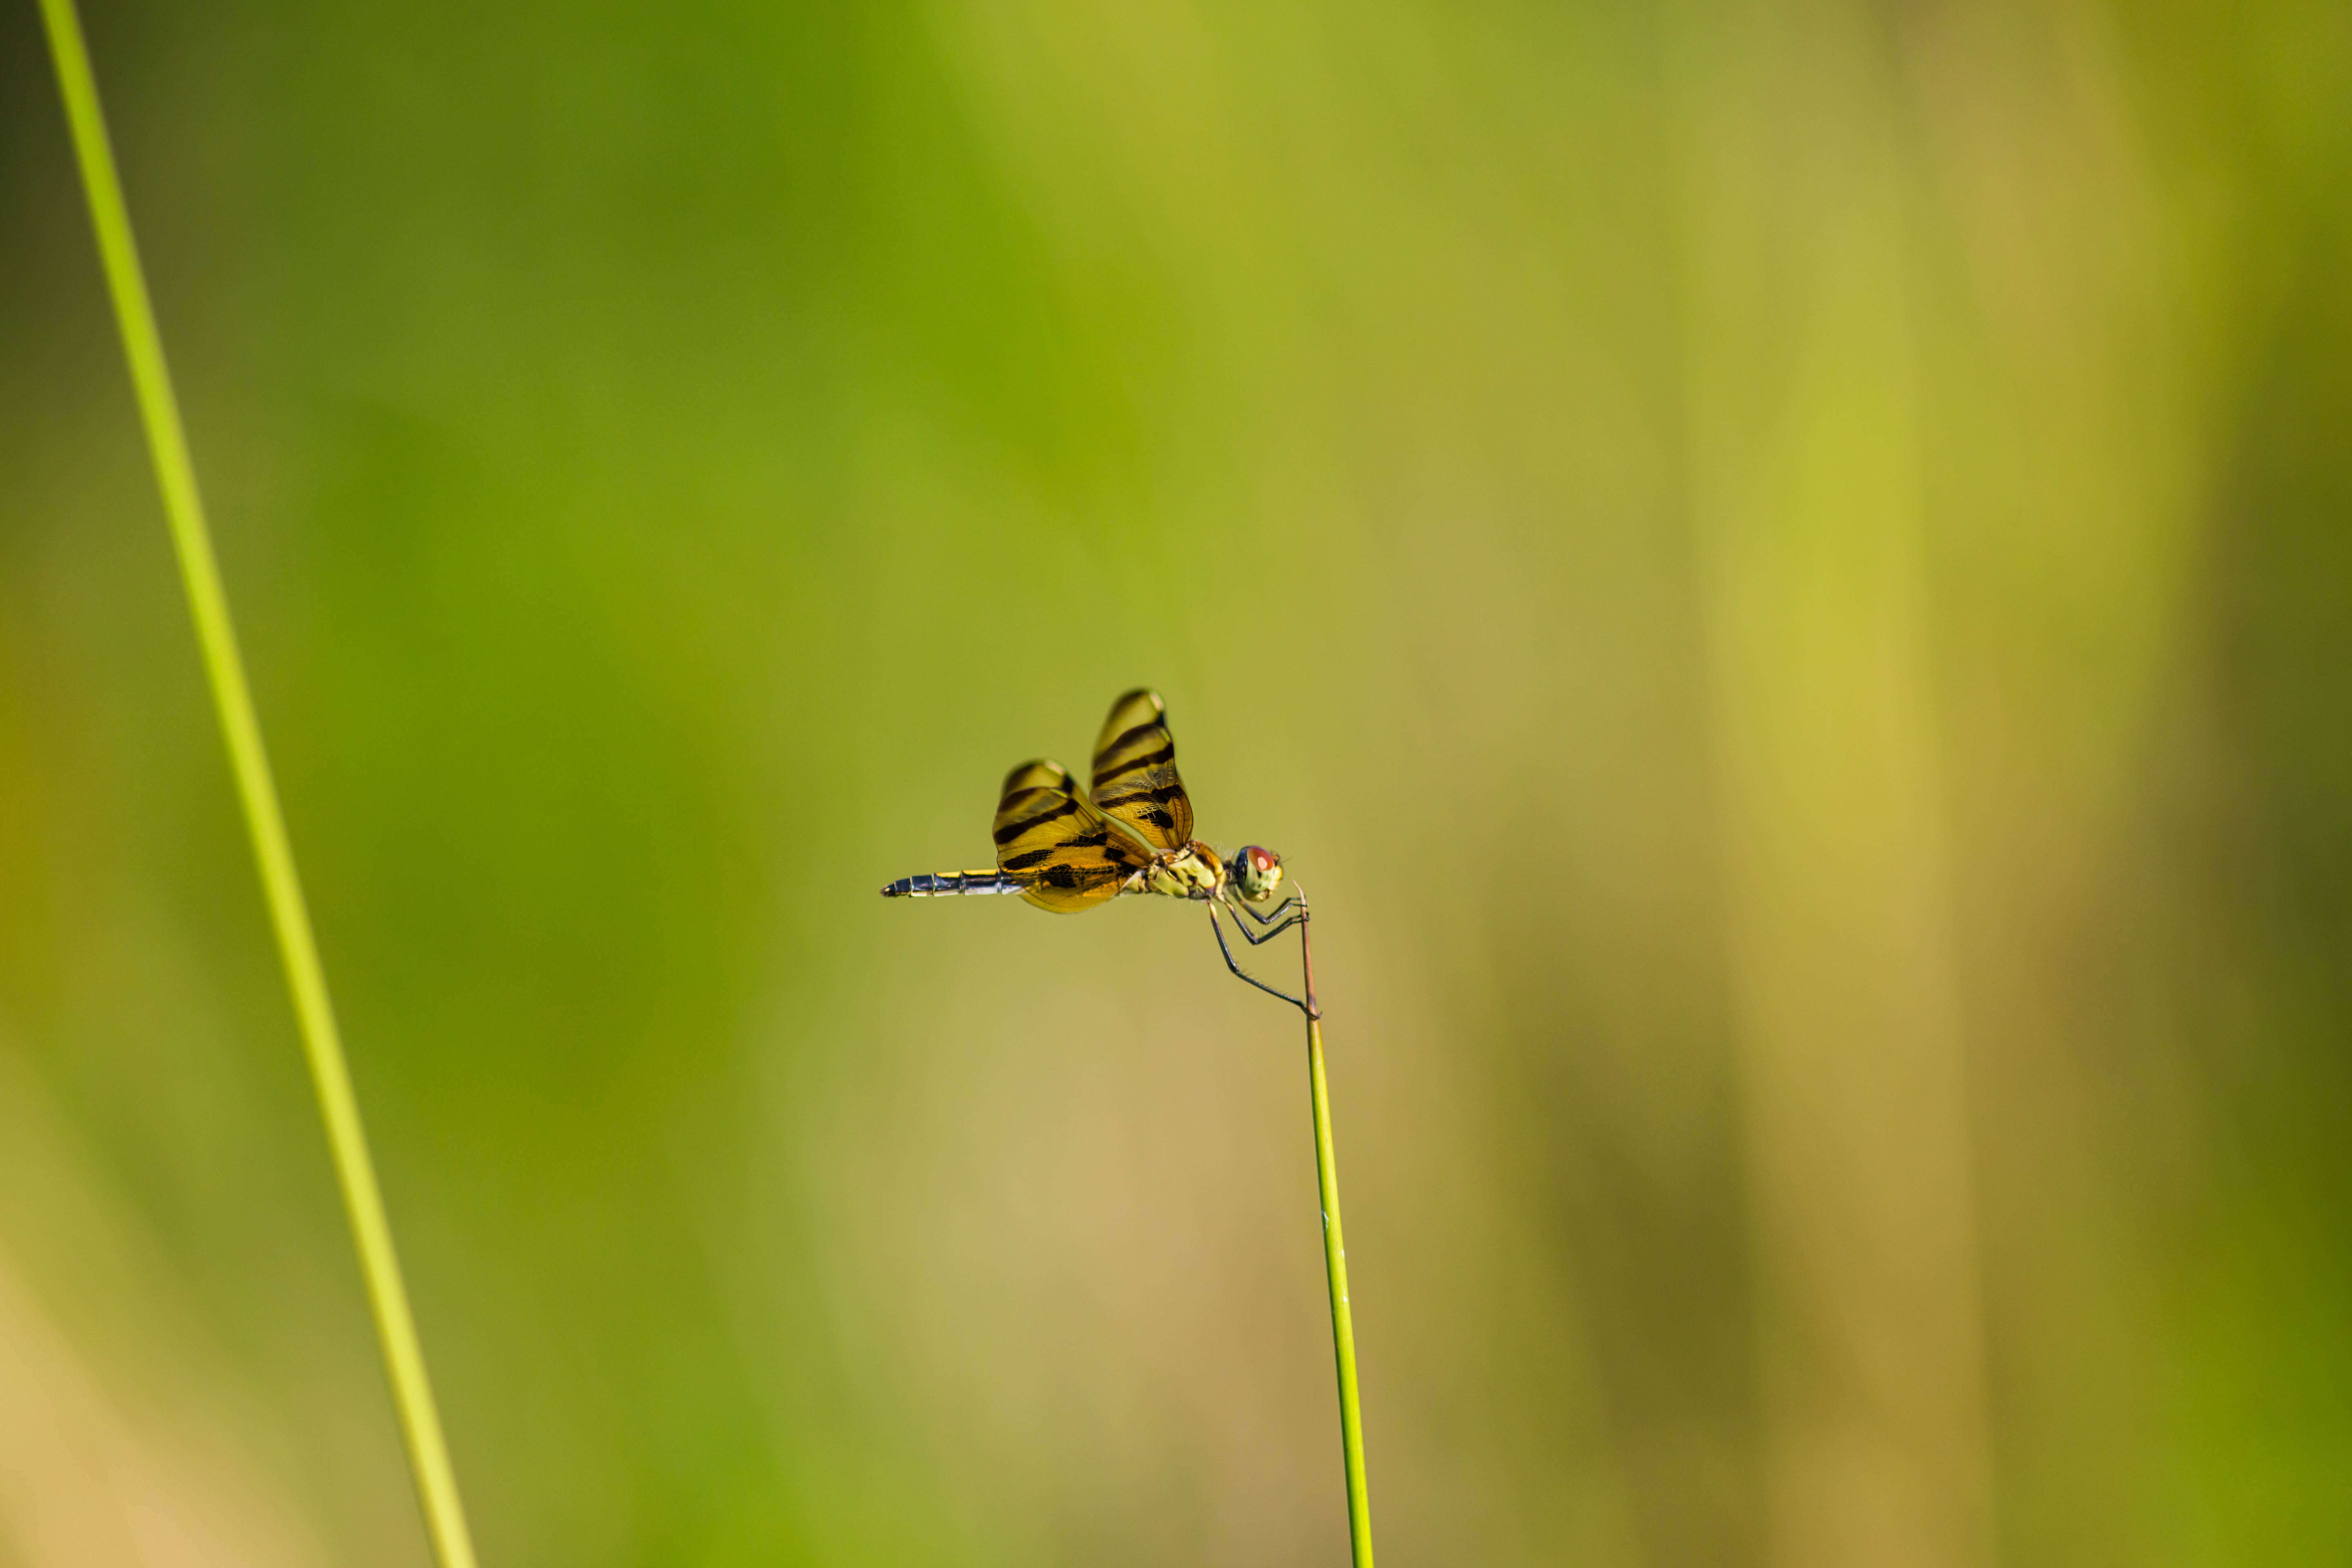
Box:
[1250,847,1277,872]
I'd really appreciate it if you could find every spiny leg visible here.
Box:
[1223,886,1307,946]
[1230,890,1305,929]
[1224,902,1307,945]
[1208,901,1317,1018]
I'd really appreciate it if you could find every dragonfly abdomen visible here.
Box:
[881,870,1028,898]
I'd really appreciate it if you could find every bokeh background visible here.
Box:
[2,0,2348,1563]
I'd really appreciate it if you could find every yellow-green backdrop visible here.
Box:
[2,0,2348,1564]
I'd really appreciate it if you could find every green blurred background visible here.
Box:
[2,0,2349,1563]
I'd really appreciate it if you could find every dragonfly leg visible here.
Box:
[1225,902,1307,945]
[1229,890,1305,929]
[1209,901,1318,1018]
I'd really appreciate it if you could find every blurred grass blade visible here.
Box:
[34,4,482,1566]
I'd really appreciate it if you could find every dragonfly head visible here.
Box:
[1231,844,1285,903]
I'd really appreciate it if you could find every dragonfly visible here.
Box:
[882,688,1314,1013]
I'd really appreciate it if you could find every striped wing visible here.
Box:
[994,760,1151,913]
[1091,689,1194,852]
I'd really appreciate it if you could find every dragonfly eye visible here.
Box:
[1234,845,1285,902]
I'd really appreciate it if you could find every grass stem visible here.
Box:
[35,7,481,1566]
[1301,929,1374,1566]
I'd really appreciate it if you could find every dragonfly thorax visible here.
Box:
[1131,841,1285,904]
[1140,842,1224,901]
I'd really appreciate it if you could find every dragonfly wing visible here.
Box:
[1090,689,1195,852]
[994,760,1150,913]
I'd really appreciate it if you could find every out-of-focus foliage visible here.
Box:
[2,0,2347,1563]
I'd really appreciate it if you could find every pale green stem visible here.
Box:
[1309,1019,1375,1563]
[35,7,481,1566]
[1302,920,1374,1564]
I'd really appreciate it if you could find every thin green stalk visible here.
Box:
[1301,933,1374,1566]
[1309,1017,1375,1565]
[36,8,480,1567]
